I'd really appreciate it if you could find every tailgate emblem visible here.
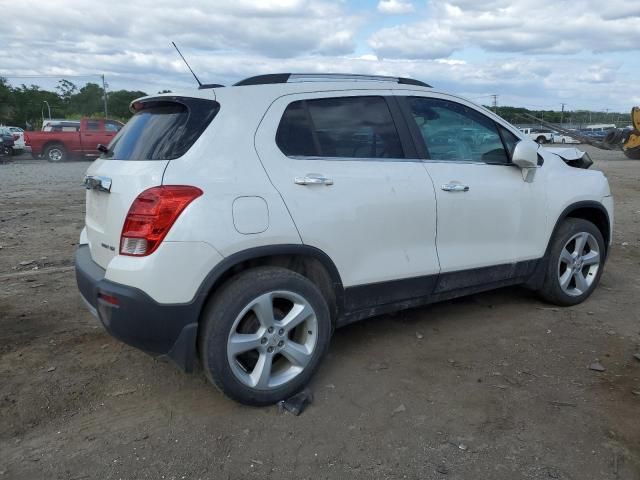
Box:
[84,175,112,193]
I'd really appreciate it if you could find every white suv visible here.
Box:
[76,73,613,405]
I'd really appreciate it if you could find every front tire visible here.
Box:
[44,143,67,162]
[538,218,605,306]
[199,267,332,405]
[536,136,547,144]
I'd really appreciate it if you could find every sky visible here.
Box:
[1,0,639,112]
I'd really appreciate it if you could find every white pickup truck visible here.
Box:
[520,128,554,144]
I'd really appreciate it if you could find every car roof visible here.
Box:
[132,73,435,106]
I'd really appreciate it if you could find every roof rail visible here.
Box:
[233,73,432,88]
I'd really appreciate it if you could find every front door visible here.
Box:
[255,92,440,308]
[398,94,547,288]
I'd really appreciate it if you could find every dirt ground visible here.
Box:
[1,146,639,480]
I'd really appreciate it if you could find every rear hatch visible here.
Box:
[84,96,220,268]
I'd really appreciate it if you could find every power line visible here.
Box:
[0,74,103,79]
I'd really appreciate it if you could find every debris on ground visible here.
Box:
[367,362,389,371]
[416,332,424,339]
[589,361,606,372]
[109,388,137,397]
[392,404,406,415]
[633,353,640,362]
[548,400,577,407]
[46,366,56,372]
[277,388,313,416]
[436,464,449,474]
[458,443,468,451]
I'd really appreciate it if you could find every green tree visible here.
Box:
[68,82,104,117]
[108,89,147,118]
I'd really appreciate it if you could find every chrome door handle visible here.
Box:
[294,174,334,186]
[441,183,469,192]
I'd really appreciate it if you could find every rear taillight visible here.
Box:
[120,186,203,257]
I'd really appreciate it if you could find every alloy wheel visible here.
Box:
[557,232,601,296]
[226,290,318,390]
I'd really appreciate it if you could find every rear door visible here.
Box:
[84,97,219,268]
[255,92,439,307]
[397,93,547,286]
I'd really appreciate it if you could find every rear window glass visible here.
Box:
[103,97,219,160]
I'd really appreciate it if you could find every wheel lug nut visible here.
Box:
[278,328,284,335]
[278,340,284,347]
[261,337,267,344]
[268,327,274,333]
[267,346,274,353]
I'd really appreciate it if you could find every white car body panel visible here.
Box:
[161,87,302,256]
[254,89,439,287]
[79,80,613,305]
[84,159,168,269]
[392,90,548,270]
[104,241,223,303]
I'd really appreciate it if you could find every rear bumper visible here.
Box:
[75,245,199,372]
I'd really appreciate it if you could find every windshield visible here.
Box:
[103,97,219,160]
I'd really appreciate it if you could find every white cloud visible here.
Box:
[377,0,415,14]
[0,0,636,111]
[369,0,640,58]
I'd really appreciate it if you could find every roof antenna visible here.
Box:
[171,41,202,88]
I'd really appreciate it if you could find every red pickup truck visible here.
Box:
[25,118,124,162]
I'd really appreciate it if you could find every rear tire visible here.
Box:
[199,267,332,405]
[538,218,605,306]
[44,143,67,162]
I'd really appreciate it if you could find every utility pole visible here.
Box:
[42,100,51,122]
[491,94,498,113]
[101,74,109,119]
[560,103,566,125]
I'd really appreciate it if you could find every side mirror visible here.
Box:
[512,139,539,169]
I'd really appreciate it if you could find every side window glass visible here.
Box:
[105,121,122,133]
[408,97,509,164]
[498,126,519,159]
[86,121,100,131]
[306,96,403,159]
[276,96,404,159]
[276,101,317,156]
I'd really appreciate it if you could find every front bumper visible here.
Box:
[75,245,199,372]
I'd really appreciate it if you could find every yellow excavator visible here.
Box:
[518,106,640,159]
[622,107,640,159]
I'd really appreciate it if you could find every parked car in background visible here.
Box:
[25,118,124,162]
[520,128,554,144]
[76,73,613,405]
[0,127,15,156]
[6,126,26,154]
[552,131,580,144]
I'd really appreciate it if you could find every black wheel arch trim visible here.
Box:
[554,200,611,250]
[192,243,346,316]
[525,200,611,290]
